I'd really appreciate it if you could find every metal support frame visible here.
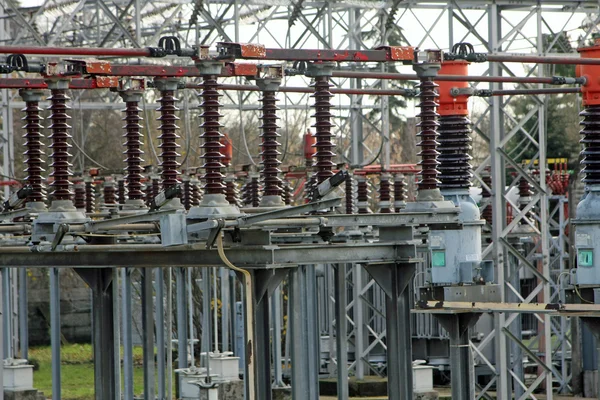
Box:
[74,268,116,400]
[141,269,155,400]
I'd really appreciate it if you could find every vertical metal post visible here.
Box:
[176,267,188,369]
[122,268,134,400]
[0,265,4,400]
[202,268,212,357]
[349,9,363,167]
[142,269,155,400]
[156,269,166,400]
[384,267,414,400]
[255,288,272,400]
[290,266,319,400]
[113,269,121,400]
[2,268,11,359]
[220,267,230,352]
[489,3,509,398]
[353,264,365,379]
[271,285,284,387]
[334,264,349,400]
[18,268,27,360]
[50,267,61,400]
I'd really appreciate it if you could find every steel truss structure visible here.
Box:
[0,1,599,400]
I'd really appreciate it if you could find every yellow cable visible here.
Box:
[216,234,256,400]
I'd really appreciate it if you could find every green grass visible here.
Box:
[30,344,170,400]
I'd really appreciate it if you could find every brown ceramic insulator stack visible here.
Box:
[518,176,534,223]
[117,178,127,205]
[122,100,145,200]
[47,89,74,201]
[437,115,473,190]
[415,77,441,192]
[311,75,335,184]
[304,174,317,203]
[481,173,493,225]
[356,175,370,214]
[152,177,160,200]
[85,180,95,213]
[182,177,192,210]
[157,90,181,192]
[225,177,241,207]
[282,181,292,206]
[378,174,392,213]
[103,182,116,205]
[22,99,46,203]
[191,177,202,205]
[244,176,261,207]
[345,174,355,214]
[74,183,85,209]
[145,185,153,207]
[199,75,226,195]
[580,106,600,185]
[259,90,283,197]
[393,174,407,212]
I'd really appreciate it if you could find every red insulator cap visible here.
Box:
[578,39,600,106]
[220,133,233,167]
[436,60,470,116]
[303,129,316,162]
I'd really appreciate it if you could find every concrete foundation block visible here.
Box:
[415,390,439,400]
[272,387,292,400]
[198,380,244,400]
[4,390,41,400]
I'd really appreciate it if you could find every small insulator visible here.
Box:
[117,177,127,205]
[303,130,317,168]
[182,176,192,210]
[481,172,493,225]
[415,77,441,192]
[191,176,202,205]
[345,174,355,214]
[199,74,226,194]
[74,182,85,209]
[437,115,473,190]
[311,76,336,184]
[393,174,407,212]
[259,90,283,197]
[47,87,74,201]
[356,175,371,214]
[304,174,318,203]
[120,94,145,200]
[225,175,241,207]
[103,181,116,205]
[282,181,292,206]
[85,178,95,213]
[145,184,153,208]
[20,90,46,204]
[518,176,534,223]
[156,89,181,192]
[248,175,261,207]
[378,173,392,213]
[152,176,160,201]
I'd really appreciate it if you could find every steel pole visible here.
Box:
[141,269,155,400]
[176,267,188,369]
[50,267,61,400]
[155,269,166,399]
[334,264,349,400]
[18,268,27,359]
[122,268,134,400]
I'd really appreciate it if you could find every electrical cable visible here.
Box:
[216,233,256,400]
[141,94,161,165]
[237,78,257,166]
[71,137,109,170]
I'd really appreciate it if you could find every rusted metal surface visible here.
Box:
[376,45,415,62]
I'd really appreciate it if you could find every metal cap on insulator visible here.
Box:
[437,61,470,116]
[577,38,600,107]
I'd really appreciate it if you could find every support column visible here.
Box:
[2,268,11,359]
[176,267,188,369]
[1,267,4,400]
[122,269,134,400]
[290,266,320,400]
[156,269,166,399]
[50,268,61,400]
[18,268,28,360]
[435,313,482,400]
[75,268,116,400]
[334,264,349,400]
[366,260,416,400]
[141,269,155,400]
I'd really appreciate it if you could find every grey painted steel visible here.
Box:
[255,287,272,400]
[141,269,155,400]
[508,252,524,398]
[176,267,188,369]
[155,269,166,400]
[75,268,116,400]
[335,264,349,400]
[220,267,230,352]
[112,269,121,400]
[2,268,11,359]
[0,267,4,400]
[122,268,134,400]
[50,267,61,400]
[290,265,320,400]
[271,285,285,387]
[435,313,481,400]
[0,242,408,268]
[18,267,27,359]
[202,268,212,357]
